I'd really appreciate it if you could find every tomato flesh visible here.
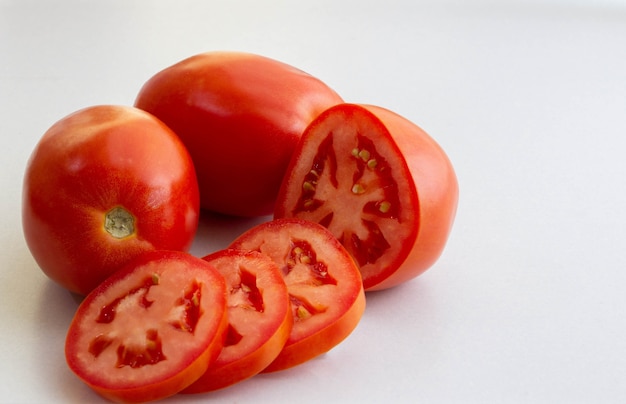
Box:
[275,104,458,291]
[183,249,292,393]
[65,251,228,403]
[229,218,366,372]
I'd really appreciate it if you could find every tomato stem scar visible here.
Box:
[104,206,135,239]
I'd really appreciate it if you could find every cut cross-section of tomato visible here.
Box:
[274,103,459,291]
[183,249,292,393]
[229,218,366,372]
[65,250,228,403]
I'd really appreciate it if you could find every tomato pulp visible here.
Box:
[65,250,228,403]
[135,51,343,217]
[22,105,200,295]
[183,249,292,393]
[229,218,366,372]
[274,104,459,291]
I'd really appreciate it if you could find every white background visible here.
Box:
[2,0,626,403]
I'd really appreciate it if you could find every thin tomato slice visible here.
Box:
[229,218,366,372]
[65,250,228,403]
[183,249,292,393]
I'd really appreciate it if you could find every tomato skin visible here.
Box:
[274,104,458,291]
[65,250,228,403]
[22,105,200,295]
[183,249,292,393]
[134,51,344,217]
[229,218,366,372]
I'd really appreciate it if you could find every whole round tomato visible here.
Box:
[274,104,459,291]
[65,250,228,403]
[134,51,343,217]
[22,105,200,295]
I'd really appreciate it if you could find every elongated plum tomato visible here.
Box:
[229,218,366,372]
[274,104,459,291]
[22,105,200,295]
[134,51,343,217]
[183,249,292,393]
[65,250,228,403]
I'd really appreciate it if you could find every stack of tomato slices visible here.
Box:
[23,51,458,403]
[65,219,365,402]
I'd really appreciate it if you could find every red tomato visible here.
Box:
[229,218,365,372]
[22,105,200,295]
[134,51,343,217]
[65,250,228,403]
[274,104,459,291]
[183,249,292,393]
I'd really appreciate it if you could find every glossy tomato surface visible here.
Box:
[274,104,458,291]
[229,218,365,372]
[65,250,228,403]
[22,105,200,295]
[184,249,292,393]
[134,51,343,217]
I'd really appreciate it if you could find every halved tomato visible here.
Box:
[274,104,459,291]
[65,250,228,403]
[228,218,365,372]
[183,249,292,393]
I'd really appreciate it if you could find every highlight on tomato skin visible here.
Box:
[64,250,228,403]
[228,218,366,373]
[134,51,344,217]
[182,249,293,394]
[22,105,200,296]
[274,103,459,291]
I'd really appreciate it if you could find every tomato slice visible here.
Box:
[182,249,292,393]
[274,103,459,291]
[229,218,366,372]
[65,251,228,403]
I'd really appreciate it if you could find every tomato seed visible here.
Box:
[302,181,315,192]
[352,184,366,194]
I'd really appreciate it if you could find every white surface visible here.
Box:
[2,0,626,402]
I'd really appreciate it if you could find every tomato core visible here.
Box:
[104,206,135,239]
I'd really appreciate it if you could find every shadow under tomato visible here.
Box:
[189,210,272,258]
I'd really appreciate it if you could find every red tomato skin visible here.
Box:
[22,105,200,295]
[229,218,366,372]
[183,249,292,393]
[362,105,458,290]
[65,250,229,403]
[274,104,458,291]
[134,51,344,217]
